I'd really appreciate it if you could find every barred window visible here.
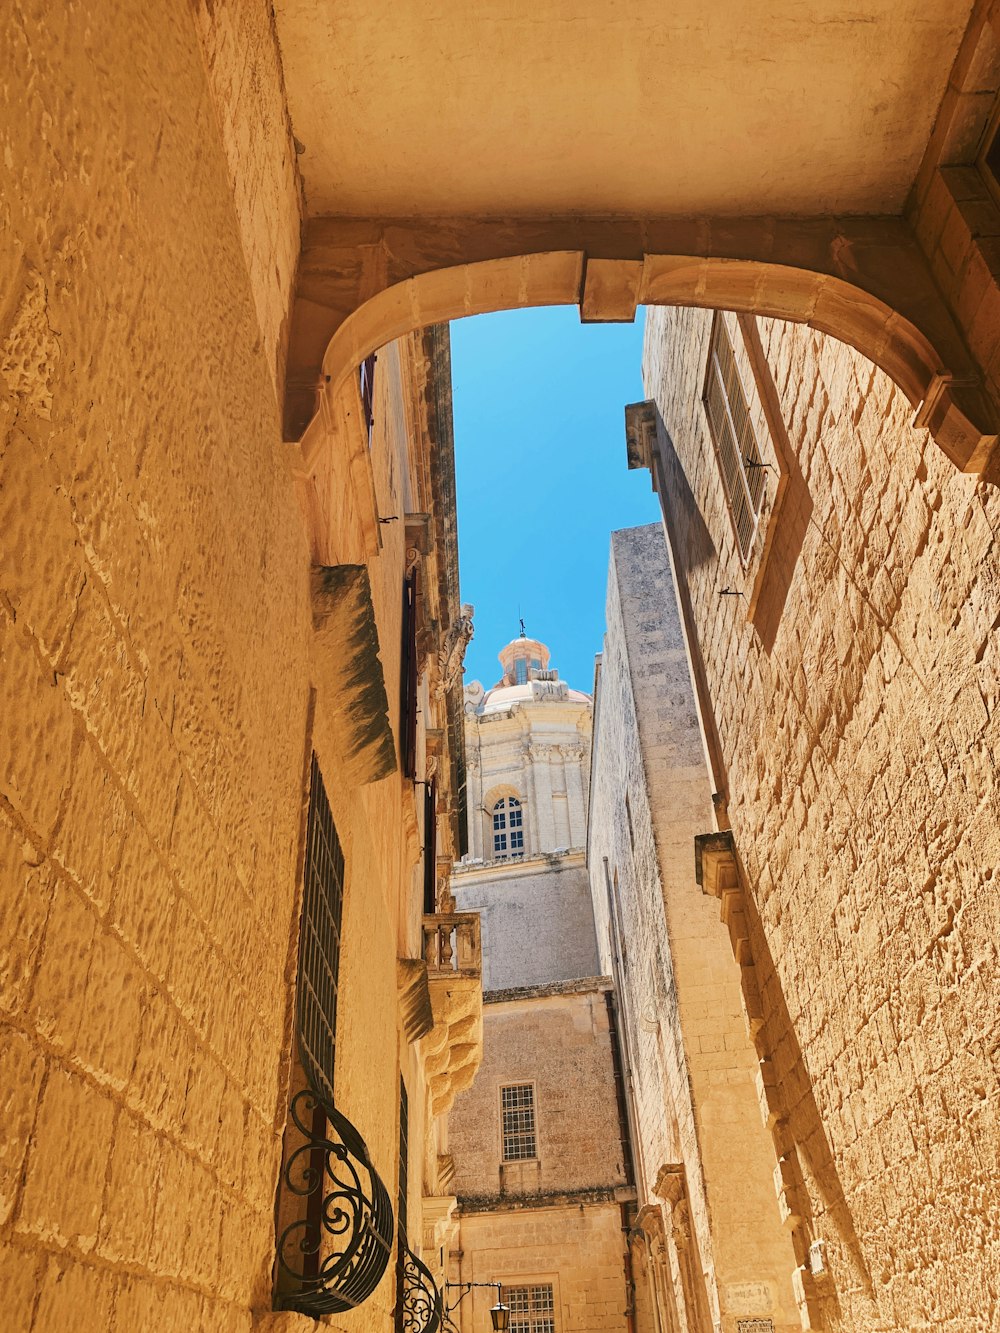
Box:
[501,1084,537,1161]
[297,754,345,1105]
[493,798,525,860]
[504,1285,555,1333]
[703,315,769,564]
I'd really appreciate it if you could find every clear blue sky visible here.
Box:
[450,306,660,695]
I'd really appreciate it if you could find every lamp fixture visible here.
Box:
[444,1281,510,1333]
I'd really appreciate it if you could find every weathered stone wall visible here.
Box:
[191,0,303,400]
[0,8,449,1327]
[450,1203,629,1333]
[449,985,627,1202]
[452,855,600,990]
[643,305,1000,1330]
[590,526,799,1333]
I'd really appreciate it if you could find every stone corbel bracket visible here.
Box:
[694,831,763,1036]
[405,511,431,573]
[311,564,398,786]
[397,957,434,1044]
[624,399,658,478]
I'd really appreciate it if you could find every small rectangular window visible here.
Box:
[501,1084,537,1161]
[504,1284,555,1333]
[703,315,769,564]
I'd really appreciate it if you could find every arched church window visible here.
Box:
[492,797,525,860]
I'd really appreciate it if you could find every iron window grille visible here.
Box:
[492,797,524,861]
[394,1077,443,1333]
[703,314,769,565]
[501,1083,537,1161]
[503,1284,555,1333]
[274,755,394,1317]
[297,753,345,1108]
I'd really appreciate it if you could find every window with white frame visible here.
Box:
[503,1285,555,1333]
[703,315,769,564]
[500,1083,537,1160]
[492,797,525,860]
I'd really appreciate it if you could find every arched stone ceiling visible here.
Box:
[273,0,973,218]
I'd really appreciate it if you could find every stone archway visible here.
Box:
[284,215,999,477]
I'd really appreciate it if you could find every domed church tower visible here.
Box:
[462,632,592,869]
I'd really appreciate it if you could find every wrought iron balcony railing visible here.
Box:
[422,913,481,978]
[397,1243,443,1333]
[275,1085,394,1316]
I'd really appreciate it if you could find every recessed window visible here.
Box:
[703,315,769,564]
[359,352,376,445]
[514,658,528,684]
[492,797,525,860]
[504,1285,555,1333]
[500,1083,537,1161]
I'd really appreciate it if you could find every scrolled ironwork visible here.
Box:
[275,1085,394,1315]
[398,1244,443,1333]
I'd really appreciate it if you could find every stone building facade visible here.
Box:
[589,526,800,1333]
[448,640,634,1333]
[0,225,480,1330]
[628,308,1000,1330]
[3,4,1000,1332]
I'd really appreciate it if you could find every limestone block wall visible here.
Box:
[643,305,1000,1330]
[0,8,451,1328]
[452,856,600,990]
[450,1204,628,1333]
[449,985,627,1203]
[191,0,303,399]
[590,527,799,1333]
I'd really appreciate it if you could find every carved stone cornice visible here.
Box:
[652,1162,686,1208]
[624,399,658,474]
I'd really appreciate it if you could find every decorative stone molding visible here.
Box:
[694,831,761,1034]
[624,399,658,473]
[405,511,431,573]
[652,1162,687,1208]
[435,605,474,700]
[422,1194,459,1258]
[310,564,397,785]
[421,913,483,1116]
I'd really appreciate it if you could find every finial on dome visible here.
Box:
[519,615,526,638]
